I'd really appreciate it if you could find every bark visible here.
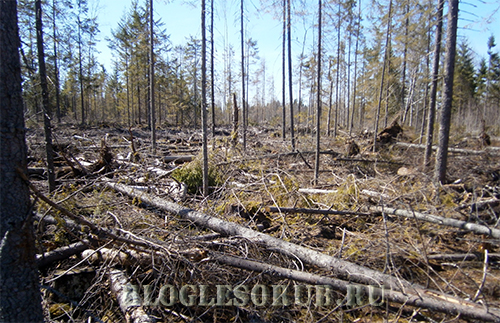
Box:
[105,182,419,292]
[434,0,459,183]
[369,205,500,240]
[424,0,444,166]
[213,253,500,322]
[0,0,44,320]
[36,0,56,192]
[109,269,155,323]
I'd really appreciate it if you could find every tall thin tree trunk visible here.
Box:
[352,0,361,132]
[434,0,459,183]
[373,0,392,151]
[77,12,85,125]
[334,1,341,137]
[210,0,215,138]
[287,0,295,150]
[424,0,444,166]
[401,0,409,124]
[420,10,432,144]
[52,0,61,123]
[150,0,156,153]
[314,0,322,186]
[282,0,286,139]
[201,0,208,195]
[240,0,246,151]
[36,0,56,192]
[0,0,44,320]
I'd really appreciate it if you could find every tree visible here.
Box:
[434,0,459,184]
[373,0,393,151]
[0,0,44,320]
[201,0,209,196]
[424,0,444,166]
[36,0,56,192]
[150,0,156,153]
[314,0,322,185]
[287,0,295,150]
[240,0,247,151]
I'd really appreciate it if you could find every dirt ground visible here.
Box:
[28,123,500,322]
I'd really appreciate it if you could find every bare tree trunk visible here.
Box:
[240,0,246,151]
[334,1,341,138]
[287,0,295,150]
[314,0,322,185]
[282,0,286,139]
[52,0,61,123]
[424,0,444,166]
[149,0,156,154]
[434,0,458,183]
[0,0,44,320]
[201,0,209,195]
[36,0,56,192]
[210,0,215,138]
[373,0,392,151]
[77,2,85,125]
[400,0,409,124]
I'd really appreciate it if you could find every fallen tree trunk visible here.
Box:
[369,205,500,240]
[37,240,90,267]
[217,150,407,166]
[109,269,154,323]
[212,252,500,322]
[105,182,424,293]
[394,142,500,155]
[266,206,370,216]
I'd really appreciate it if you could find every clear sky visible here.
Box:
[95,0,500,100]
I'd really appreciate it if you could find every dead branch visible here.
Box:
[298,188,390,200]
[369,205,500,240]
[37,240,90,267]
[109,269,155,323]
[105,181,423,293]
[266,206,370,216]
[212,252,500,322]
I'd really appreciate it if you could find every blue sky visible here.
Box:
[95,0,500,100]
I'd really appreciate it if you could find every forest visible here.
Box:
[1,0,500,322]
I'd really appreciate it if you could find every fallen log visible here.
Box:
[298,188,390,200]
[217,150,407,166]
[109,269,154,323]
[369,205,500,240]
[212,252,500,322]
[394,142,500,155]
[105,182,425,293]
[266,206,370,217]
[37,240,90,267]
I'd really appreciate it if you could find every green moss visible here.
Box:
[171,156,224,194]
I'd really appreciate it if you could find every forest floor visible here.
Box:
[27,122,500,323]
